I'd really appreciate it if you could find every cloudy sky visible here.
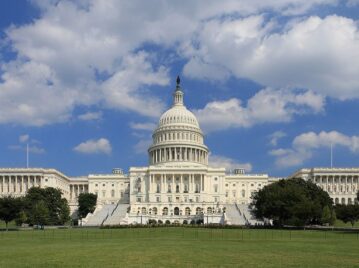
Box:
[0,0,359,177]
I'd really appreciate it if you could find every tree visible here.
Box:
[31,200,49,229]
[335,204,359,227]
[357,190,359,204]
[24,187,70,226]
[78,193,97,219]
[0,196,22,230]
[321,205,332,225]
[59,198,70,225]
[251,178,333,226]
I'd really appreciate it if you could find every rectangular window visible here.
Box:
[137,197,141,202]
[156,196,160,202]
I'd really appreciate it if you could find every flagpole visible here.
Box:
[330,143,333,168]
[26,143,29,168]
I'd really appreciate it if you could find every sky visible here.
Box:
[0,0,359,177]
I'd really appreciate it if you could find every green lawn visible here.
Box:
[0,227,358,268]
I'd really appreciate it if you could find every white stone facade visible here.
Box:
[0,78,358,224]
[288,168,359,205]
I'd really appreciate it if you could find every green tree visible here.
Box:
[0,196,22,230]
[59,198,70,225]
[330,209,337,225]
[335,204,359,227]
[78,193,97,219]
[321,205,332,225]
[31,200,49,228]
[24,187,70,226]
[251,178,333,226]
[15,210,28,226]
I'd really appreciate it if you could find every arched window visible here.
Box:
[152,207,158,215]
[141,207,147,215]
[207,207,212,214]
[341,198,346,204]
[196,207,202,215]
[162,207,168,215]
[185,207,191,216]
[174,207,180,215]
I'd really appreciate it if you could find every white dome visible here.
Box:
[148,76,209,166]
[158,105,200,129]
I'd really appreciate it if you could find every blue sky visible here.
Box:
[1,0,359,177]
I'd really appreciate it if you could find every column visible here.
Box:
[202,174,205,191]
[0,176,3,193]
[179,174,182,193]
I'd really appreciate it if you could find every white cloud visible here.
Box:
[78,111,103,121]
[194,87,324,132]
[19,134,30,143]
[8,144,45,154]
[134,138,152,154]
[130,122,157,131]
[347,0,359,6]
[209,154,252,172]
[270,131,359,167]
[73,138,112,155]
[183,15,359,100]
[269,131,287,146]
[0,1,346,126]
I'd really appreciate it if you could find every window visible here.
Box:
[162,207,168,215]
[214,185,218,193]
[102,191,106,197]
[214,197,218,202]
[214,177,218,181]
[241,190,245,197]
[196,196,199,202]
[251,184,254,187]
[111,190,115,197]
[233,191,236,197]
[95,184,98,187]
[112,184,114,187]
[225,192,228,197]
[168,196,172,202]
[103,184,105,187]
[137,197,141,202]
[156,196,160,202]
[225,184,228,187]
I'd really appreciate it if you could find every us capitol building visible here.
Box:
[0,77,358,225]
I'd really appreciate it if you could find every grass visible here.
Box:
[0,227,358,268]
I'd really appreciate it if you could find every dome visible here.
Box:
[158,105,200,129]
[148,76,209,166]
